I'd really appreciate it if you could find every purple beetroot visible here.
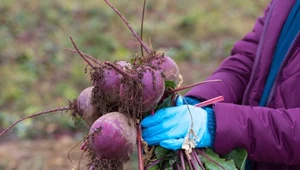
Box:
[89,112,136,161]
[76,86,100,126]
[119,66,165,112]
[150,54,180,85]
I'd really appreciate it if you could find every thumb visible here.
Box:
[160,138,184,151]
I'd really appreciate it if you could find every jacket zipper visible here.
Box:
[266,32,300,106]
[242,0,277,105]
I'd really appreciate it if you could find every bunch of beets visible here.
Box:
[0,0,225,170]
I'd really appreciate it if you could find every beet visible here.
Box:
[89,112,136,161]
[151,54,180,85]
[77,86,100,126]
[92,61,133,105]
[119,66,165,112]
[139,66,165,111]
[116,60,132,69]
[92,66,122,105]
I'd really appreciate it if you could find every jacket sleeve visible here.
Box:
[185,1,273,104]
[213,103,300,165]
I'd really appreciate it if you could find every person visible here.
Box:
[141,0,300,169]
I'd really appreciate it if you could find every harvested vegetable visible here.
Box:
[87,112,136,169]
[76,86,99,126]
[149,54,181,85]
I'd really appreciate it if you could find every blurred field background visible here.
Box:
[0,0,268,169]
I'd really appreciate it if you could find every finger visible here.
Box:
[141,107,178,128]
[175,95,184,106]
[143,131,175,146]
[160,138,184,150]
[142,114,184,138]
[142,121,173,139]
[143,123,187,146]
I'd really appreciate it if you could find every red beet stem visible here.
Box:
[140,0,147,57]
[104,61,134,79]
[179,150,186,170]
[69,37,96,69]
[194,96,224,107]
[169,79,222,93]
[0,107,70,137]
[150,109,155,116]
[185,154,193,169]
[103,0,151,54]
[65,48,101,66]
[137,122,144,170]
[192,150,205,170]
[88,165,95,170]
[80,141,88,151]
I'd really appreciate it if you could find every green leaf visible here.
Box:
[200,148,238,170]
[148,165,159,170]
[223,148,248,170]
[143,90,175,117]
[155,146,171,159]
[165,80,177,90]
[155,94,175,111]
[151,147,179,169]
[168,155,180,166]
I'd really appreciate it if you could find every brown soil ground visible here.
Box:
[0,136,137,170]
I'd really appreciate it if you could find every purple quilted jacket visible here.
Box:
[186,0,300,169]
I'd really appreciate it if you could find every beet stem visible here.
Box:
[0,107,70,137]
[176,163,181,170]
[103,0,151,54]
[194,96,224,107]
[192,150,205,170]
[185,153,193,170]
[169,79,222,93]
[65,48,101,66]
[104,61,134,79]
[140,0,147,57]
[88,165,95,170]
[179,150,186,170]
[150,109,155,116]
[137,122,144,170]
[191,158,198,170]
[69,37,96,69]
[196,149,226,170]
[80,140,88,151]
[145,156,172,169]
[189,151,199,170]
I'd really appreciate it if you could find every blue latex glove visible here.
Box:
[141,97,215,150]
[176,95,200,105]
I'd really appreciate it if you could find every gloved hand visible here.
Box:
[141,97,215,150]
